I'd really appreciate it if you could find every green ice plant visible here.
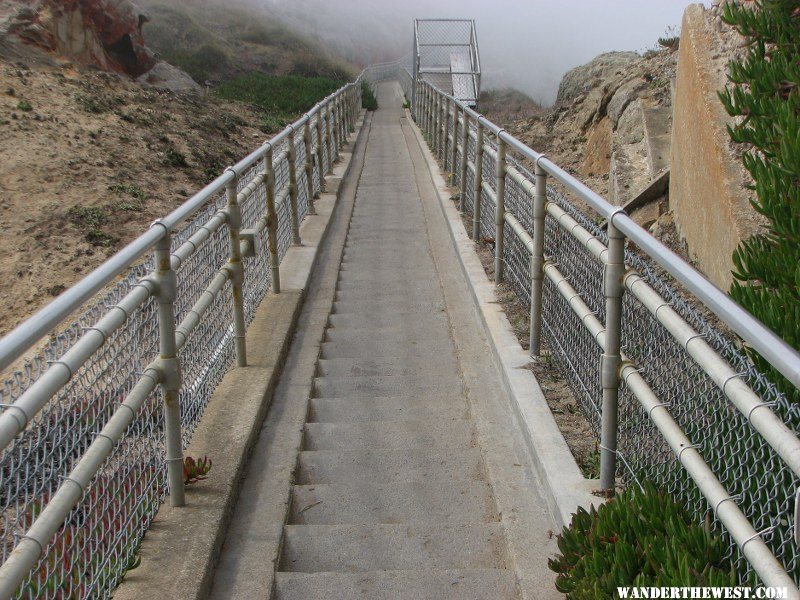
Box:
[549,483,739,598]
[718,0,800,403]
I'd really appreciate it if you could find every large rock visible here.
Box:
[668,4,763,289]
[137,61,201,93]
[5,0,156,76]
[555,51,639,107]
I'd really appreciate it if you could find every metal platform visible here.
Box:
[411,19,481,111]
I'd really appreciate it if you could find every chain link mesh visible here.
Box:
[0,87,346,598]
[425,94,799,584]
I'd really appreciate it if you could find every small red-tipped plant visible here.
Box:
[183,456,213,484]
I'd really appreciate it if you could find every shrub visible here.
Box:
[718,0,800,403]
[216,73,344,118]
[549,484,738,597]
[361,82,378,111]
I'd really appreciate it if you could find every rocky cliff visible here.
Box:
[4,0,154,75]
[505,47,677,233]
[0,0,198,91]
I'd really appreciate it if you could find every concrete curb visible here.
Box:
[404,110,599,530]
[114,113,369,600]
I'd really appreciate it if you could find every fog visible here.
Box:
[258,0,711,106]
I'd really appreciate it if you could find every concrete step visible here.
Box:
[316,356,458,378]
[320,338,452,359]
[336,279,436,293]
[289,480,498,525]
[303,420,475,451]
[323,323,453,343]
[274,569,518,600]
[330,298,446,316]
[297,447,485,484]
[327,312,450,330]
[334,289,443,304]
[312,375,462,400]
[279,523,508,572]
[335,269,438,281]
[308,396,469,423]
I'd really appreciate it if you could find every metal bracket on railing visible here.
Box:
[240,229,261,258]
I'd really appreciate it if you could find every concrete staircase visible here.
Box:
[273,132,518,598]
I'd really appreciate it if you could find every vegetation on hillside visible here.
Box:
[549,484,739,597]
[217,74,345,129]
[141,1,353,83]
[719,0,800,403]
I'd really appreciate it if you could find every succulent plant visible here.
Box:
[183,455,213,484]
[719,0,800,404]
[549,483,739,597]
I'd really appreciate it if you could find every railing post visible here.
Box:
[303,119,316,215]
[339,92,347,144]
[425,85,436,140]
[450,99,458,182]
[264,146,280,293]
[424,86,430,137]
[348,86,355,133]
[529,159,547,356]
[151,222,185,507]
[421,85,427,135]
[439,94,447,162]
[494,135,507,283]
[459,108,469,211]
[317,104,324,183]
[327,99,337,171]
[432,92,439,155]
[328,96,342,159]
[600,219,625,492]
[287,128,301,245]
[224,171,248,367]
[472,121,484,240]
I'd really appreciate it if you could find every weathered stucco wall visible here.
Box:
[669,3,761,290]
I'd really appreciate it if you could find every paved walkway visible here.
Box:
[209,83,559,599]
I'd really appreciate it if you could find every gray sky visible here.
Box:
[264,0,711,105]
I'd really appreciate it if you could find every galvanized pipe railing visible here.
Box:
[0,70,368,599]
[413,75,800,590]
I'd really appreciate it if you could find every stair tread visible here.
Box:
[274,569,519,600]
[303,420,475,451]
[297,447,485,484]
[313,375,462,400]
[308,396,468,423]
[317,356,458,378]
[280,523,509,572]
[289,480,497,525]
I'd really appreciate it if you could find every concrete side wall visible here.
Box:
[669,4,759,290]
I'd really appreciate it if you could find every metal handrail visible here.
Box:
[0,70,367,599]
[411,73,800,591]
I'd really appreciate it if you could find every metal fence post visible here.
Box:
[328,97,342,159]
[600,219,625,492]
[224,171,248,367]
[494,135,507,283]
[264,147,280,293]
[317,106,327,185]
[459,109,469,211]
[530,159,547,356]
[421,85,428,136]
[450,99,458,182]
[439,94,447,162]
[303,120,316,215]
[151,222,185,507]
[287,128,301,245]
[425,87,431,142]
[432,92,439,155]
[340,92,347,144]
[472,122,484,240]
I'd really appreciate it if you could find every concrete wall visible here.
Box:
[669,4,761,290]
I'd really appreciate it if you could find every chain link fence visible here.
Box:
[0,78,362,598]
[413,76,800,586]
